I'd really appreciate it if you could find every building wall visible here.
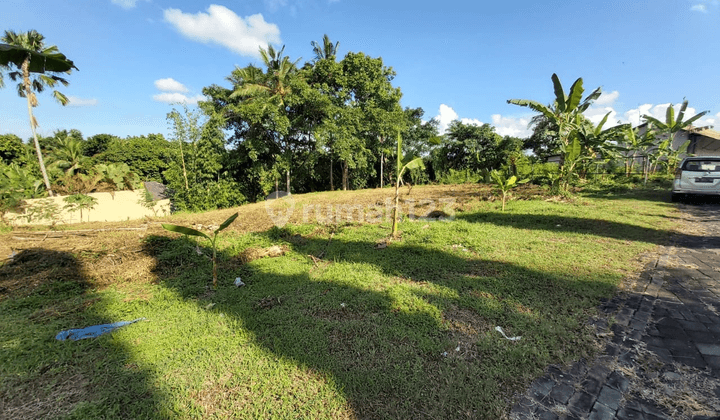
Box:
[5,190,171,226]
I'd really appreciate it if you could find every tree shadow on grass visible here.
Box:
[0,249,165,419]
[454,210,716,246]
[144,226,626,419]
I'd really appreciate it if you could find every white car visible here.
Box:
[672,156,720,202]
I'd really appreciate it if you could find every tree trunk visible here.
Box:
[330,156,334,191]
[23,58,53,197]
[342,161,348,191]
[179,140,189,190]
[286,168,290,194]
[391,175,400,237]
[380,151,384,188]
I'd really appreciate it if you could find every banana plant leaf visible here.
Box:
[161,224,211,241]
[0,43,78,73]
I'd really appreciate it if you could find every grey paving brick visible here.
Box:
[696,343,720,356]
[588,402,616,420]
[530,376,555,399]
[615,406,644,419]
[677,319,709,332]
[596,386,622,411]
[548,382,574,405]
[606,371,630,393]
[580,377,602,395]
[567,391,595,416]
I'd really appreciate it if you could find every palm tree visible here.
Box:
[49,133,88,175]
[230,45,299,106]
[311,34,339,62]
[230,45,301,193]
[508,74,601,190]
[0,30,78,197]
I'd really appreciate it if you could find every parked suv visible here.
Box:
[672,156,720,202]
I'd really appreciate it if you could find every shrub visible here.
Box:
[170,179,246,212]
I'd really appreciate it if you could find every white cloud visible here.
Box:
[491,114,532,138]
[67,96,98,107]
[111,0,146,10]
[460,118,483,126]
[154,78,189,93]
[691,3,708,12]
[152,93,205,105]
[595,90,619,106]
[163,5,282,58]
[437,104,458,134]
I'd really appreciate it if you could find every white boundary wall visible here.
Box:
[6,190,171,226]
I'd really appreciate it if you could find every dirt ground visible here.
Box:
[2,184,536,299]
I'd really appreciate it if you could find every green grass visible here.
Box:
[0,188,677,419]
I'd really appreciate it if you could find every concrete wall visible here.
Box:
[6,190,171,226]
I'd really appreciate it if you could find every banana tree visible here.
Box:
[162,212,239,289]
[490,170,528,211]
[391,133,425,238]
[508,74,601,191]
[642,100,709,152]
[0,32,78,197]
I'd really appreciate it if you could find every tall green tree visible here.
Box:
[0,134,25,165]
[508,73,601,190]
[167,105,203,190]
[340,52,404,189]
[228,45,304,193]
[432,121,503,174]
[0,30,78,197]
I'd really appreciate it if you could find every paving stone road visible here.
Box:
[510,201,720,420]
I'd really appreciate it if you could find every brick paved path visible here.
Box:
[510,202,720,420]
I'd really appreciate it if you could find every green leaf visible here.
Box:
[566,137,581,162]
[665,104,675,127]
[0,43,78,73]
[596,112,611,133]
[162,224,211,240]
[551,74,566,112]
[403,157,425,171]
[566,77,584,111]
[578,87,602,113]
[641,115,667,130]
[507,99,556,121]
[682,110,710,127]
[676,100,688,124]
[216,212,239,234]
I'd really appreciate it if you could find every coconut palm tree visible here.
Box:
[0,30,78,197]
[311,34,339,62]
[230,45,300,106]
[229,45,301,193]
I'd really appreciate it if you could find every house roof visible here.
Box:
[690,127,720,141]
[143,181,168,201]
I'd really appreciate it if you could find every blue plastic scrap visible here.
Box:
[55,318,146,341]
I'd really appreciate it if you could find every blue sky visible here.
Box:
[1,0,719,142]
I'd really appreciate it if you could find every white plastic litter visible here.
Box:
[495,326,521,341]
[340,303,346,308]
[234,277,245,287]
